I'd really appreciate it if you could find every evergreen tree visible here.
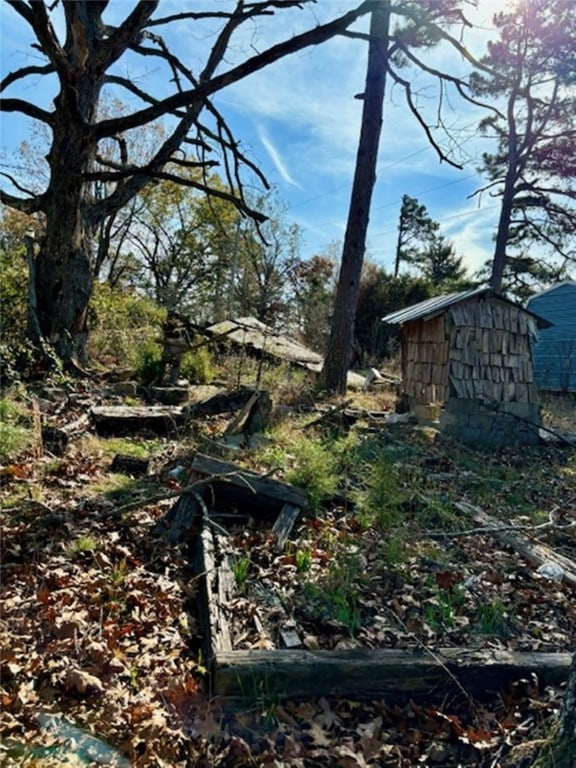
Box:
[355,263,431,363]
[394,194,439,276]
[394,195,468,289]
[470,0,576,292]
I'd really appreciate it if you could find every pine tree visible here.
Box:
[471,0,576,292]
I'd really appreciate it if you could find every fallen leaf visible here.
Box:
[65,668,104,695]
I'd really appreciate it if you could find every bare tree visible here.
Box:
[0,0,375,368]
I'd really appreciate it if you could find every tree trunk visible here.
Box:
[545,651,576,768]
[489,92,520,293]
[321,2,391,393]
[30,2,104,367]
[489,170,516,293]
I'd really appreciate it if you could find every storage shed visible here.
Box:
[382,287,551,445]
[526,281,576,393]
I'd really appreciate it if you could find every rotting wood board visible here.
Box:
[198,523,572,702]
[189,453,308,516]
[91,405,185,435]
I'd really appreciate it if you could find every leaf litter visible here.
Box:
[1,384,575,766]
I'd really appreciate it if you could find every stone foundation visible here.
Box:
[440,398,541,446]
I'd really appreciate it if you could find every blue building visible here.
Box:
[526,281,576,392]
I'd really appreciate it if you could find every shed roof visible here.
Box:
[382,286,552,328]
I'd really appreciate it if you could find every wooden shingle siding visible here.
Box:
[382,288,548,444]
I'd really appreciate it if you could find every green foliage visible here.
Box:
[0,396,33,460]
[357,454,408,530]
[89,283,165,369]
[476,598,512,637]
[355,264,431,362]
[303,550,365,637]
[377,534,407,566]
[470,0,576,293]
[0,240,27,343]
[295,548,313,573]
[284,437,340,512]
[179,347,214,384]
[134,341,164,386]
[423,583,466,634]
[71,536,100,554]
[232,556,251,592]
[393,194,468,290]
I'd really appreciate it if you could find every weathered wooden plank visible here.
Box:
[213,646,572,701]
[91,405,184,436]
[202,525,233,654]
[191,453,308,509]
[152,491,201,543]
[271,504,301,551]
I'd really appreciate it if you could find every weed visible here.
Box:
[129,666,139,690]
[378,534,406,566]
[284,437,339,512]
[71,536,99,553]
[237,670,280,731]
[302,549,366,636]
[423,584,466,634]
[357,454,407,529]
[110,559,129,588]
[295,548,312,573]
[476,598,512,637]
[332,588,361,637]
[232,556,251,592]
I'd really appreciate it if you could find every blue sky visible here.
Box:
[0,0,506,277]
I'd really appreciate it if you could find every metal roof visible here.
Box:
[382,286,492,325]
[382,286,552,328]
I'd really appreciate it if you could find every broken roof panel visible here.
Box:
[204,317,323,371]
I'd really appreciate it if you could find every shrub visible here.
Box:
[284,437,339,512]
[134,341,164,386]
[88,283,165,369]
[180,346,214,384]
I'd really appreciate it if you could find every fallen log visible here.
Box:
[213,646,572,702]
[456,502,576,589]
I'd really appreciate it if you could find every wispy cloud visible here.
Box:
[258,129,303,189]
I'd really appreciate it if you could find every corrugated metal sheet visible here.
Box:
[526,282,576,391]
[381,287,492,325]
[382,286,552,328]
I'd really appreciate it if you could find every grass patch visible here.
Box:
[0,396,33,460]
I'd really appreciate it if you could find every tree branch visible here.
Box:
[92,1,373,139]
[1,63,53,92]
[0,97,54,125]
[95,1,159,71]
[386,65,463,169]
[0,186,44,213]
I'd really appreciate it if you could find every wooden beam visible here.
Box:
[213,646,572,701]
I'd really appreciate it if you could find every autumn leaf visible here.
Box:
[65,668,104,695]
